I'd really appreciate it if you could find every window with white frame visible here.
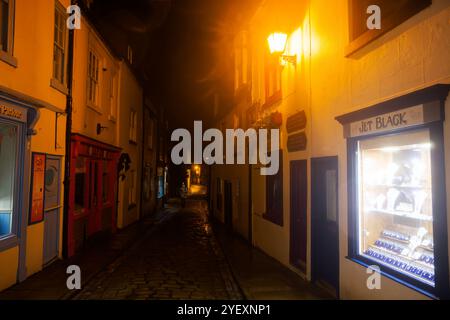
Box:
[128,170,136,206]
[52,1,67,86]
[87,48,100,108]
[129,110,137,143]
[0,0,15,63]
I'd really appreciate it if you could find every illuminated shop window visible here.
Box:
[358,129,435,286]
[0,122,18,238]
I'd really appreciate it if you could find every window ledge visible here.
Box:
[108,115,117,123]
[0,234,19,252]
[0,51,18,68]
[50,78,69,95]
[87,104,103,115]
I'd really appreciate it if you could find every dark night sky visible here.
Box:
[89,0,260,131]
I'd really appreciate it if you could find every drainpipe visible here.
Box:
[62,1,76,258]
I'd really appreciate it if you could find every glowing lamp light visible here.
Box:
[267,32,297,66]
[267,32,288,54]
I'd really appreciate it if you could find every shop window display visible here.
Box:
[358,129,435,286]
[0,122,18,237]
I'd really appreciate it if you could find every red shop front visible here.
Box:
[67,134,121,257]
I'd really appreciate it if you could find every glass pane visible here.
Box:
[358,129,434,286]
[1,0,9,51]
[0,122,18,237]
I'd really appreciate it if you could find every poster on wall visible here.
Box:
[29,153,46,225]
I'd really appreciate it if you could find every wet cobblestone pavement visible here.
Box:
[74,201,243,300]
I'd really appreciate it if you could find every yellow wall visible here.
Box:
[72,16,119,146]
[0,247,19,290]
[0,0,69,290]
[25,223,44,276]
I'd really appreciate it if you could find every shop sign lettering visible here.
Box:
[350,105,424,137]
[0,104,25,122]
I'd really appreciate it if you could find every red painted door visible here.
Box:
[87,159,102,236]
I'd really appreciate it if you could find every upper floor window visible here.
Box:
[109,68,118,121]
[129,110,137,143]
[87,48,100,108]
[346,0,432,56]
[234,31,249,91]
[0,0,16,66]
[128,169,137,207]
[52,1,68,90]
[264,52,282,107]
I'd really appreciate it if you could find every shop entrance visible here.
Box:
[311,156,339,297]
[290,160,307,272]
[68,134,120,257]
[224,181,232,229]
[43,156,62,265]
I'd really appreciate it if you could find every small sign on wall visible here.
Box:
[29,153,46,225]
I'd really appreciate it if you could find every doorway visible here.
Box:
[224,181,232,229]
[290,160,307,273]
[311,156,339,297]
[43,156,62,265]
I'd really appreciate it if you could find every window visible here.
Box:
[109,68,118,121]
[129,110,137,143]
[52,2,67,86]
[264,52,282,107]
[234,31,249,91]
[87,48,100,108]
[143,164,152,201]
[0,0,16,66]
[127,45,133,64]
[264,151,283,226]
[0,121,18,238]
[357,129,435,287]
[346,0,431,56]
[128,170,136,206]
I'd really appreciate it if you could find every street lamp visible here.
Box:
[267,32,297,66]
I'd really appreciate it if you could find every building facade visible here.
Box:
[116,60,144,229]
[212,0,450,299]
[68,12,122,257]
[0,0,69,291]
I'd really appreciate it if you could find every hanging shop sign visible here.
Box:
[343,100,443,139]
[29,153,46,225]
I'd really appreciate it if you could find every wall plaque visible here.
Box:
[287,132,307,152]
[29,153,46,225]
[286,111,307,134]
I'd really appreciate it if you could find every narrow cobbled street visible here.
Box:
[74,201,243,300]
